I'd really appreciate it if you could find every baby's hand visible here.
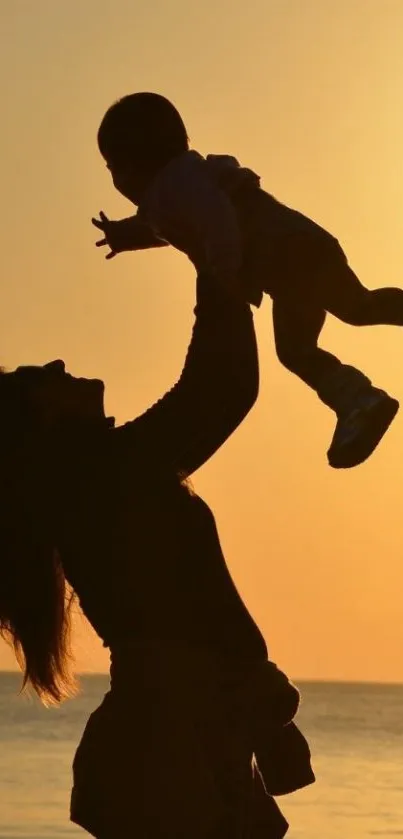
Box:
[92,211,135,260]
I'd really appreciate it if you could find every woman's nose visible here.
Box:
[44,359,66,374]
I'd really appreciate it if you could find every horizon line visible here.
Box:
[1,669,403,687]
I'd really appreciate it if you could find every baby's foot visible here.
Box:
[327,388,399,468]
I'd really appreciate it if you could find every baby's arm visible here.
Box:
[92,211,168,260]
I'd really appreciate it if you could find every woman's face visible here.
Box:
[15,359,106,427]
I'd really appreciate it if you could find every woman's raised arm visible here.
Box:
[113,272,259,477]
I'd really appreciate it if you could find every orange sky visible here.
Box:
[1,0,403,682]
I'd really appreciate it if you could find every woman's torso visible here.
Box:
[57,436,267,662]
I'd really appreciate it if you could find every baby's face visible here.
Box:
[107,161,149,206]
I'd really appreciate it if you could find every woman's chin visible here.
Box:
[92,378,105,394]
[93,380,106,416]
[82,376,105,396]
[79,378,106,419]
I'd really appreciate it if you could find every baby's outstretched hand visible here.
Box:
[92,211,133,260]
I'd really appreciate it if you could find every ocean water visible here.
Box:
[1,673,403,838]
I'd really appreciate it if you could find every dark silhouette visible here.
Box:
[94,91,401,470]
[0,273,313,837]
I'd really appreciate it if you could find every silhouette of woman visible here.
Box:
[0,273,313,838]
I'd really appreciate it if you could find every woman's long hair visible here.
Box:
[0,368,77,705]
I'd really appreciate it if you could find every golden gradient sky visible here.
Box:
[1,0,403,682]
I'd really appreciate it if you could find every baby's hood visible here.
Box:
[205,153,261,193]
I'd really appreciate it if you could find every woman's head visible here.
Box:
[6,359,106,428]
[98,92,190,204]
[0,360,107,704]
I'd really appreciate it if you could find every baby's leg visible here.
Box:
[272,293,398,467]
[273,295,371,414]
[319,244,403,326]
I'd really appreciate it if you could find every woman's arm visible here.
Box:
[113,271,259,477]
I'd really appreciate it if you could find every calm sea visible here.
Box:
[1,673,402,838]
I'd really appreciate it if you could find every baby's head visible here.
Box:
[98,92,189,204]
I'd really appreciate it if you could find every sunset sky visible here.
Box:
[1,0,403,683]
